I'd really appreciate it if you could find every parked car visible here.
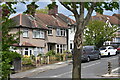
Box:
[81,46,101,62]
[99,46,117,56]
[116,46,120,54]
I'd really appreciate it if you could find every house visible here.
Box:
[67,13,120,51]
[10,5,75,56]
[92,13,120,46]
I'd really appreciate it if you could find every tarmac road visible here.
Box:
[28,54,120,78]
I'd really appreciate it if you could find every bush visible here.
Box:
[22,57,33,65]
[30,54,35,61]
[67,54,72,58]
[55,53,63,61]
[46,50,56,56]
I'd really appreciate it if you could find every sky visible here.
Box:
[9,1,119,20]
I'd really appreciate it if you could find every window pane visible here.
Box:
[56,29,60,36]
[70,43,72,49]
[40,31,44,38]
[25,51,28,55]
[48,28,52,35]
[23,30,28,37]
[60,45,62,53]
[25,48,28,50]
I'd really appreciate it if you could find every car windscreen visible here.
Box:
[99,47,106,50]
[83,46,94,51]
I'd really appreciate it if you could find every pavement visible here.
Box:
[102,67,120,77]
[10,60,72,78]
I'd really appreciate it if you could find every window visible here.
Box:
[70,43,72,49]
[57,45,59,53]
[23,29,28,37]
[61,29,65,36]
[56,29,60,36]
[40,31,45,38]
[56,29,66,37]
[24,48,28,55]
[56,44,66,53]
[39,47,44,53]
[48,27,53,35]
[33,30,45,39]
[60,45,62,53]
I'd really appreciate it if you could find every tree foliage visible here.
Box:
[0,2,21,80]
[84,20,118,48]
[1,19,21,80]
[36,7,48,14]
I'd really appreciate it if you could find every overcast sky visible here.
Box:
[10,1,119,20]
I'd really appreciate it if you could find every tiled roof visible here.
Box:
[113,14,120,20]
[92,13,120,25]
[12,42,36,47]
[11,13,75,29]
[57,13,75,25]
[11,14,48,30]
[104,15,120,25]
[36,13,69,28]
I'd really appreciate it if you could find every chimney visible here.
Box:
[48,5,58,17]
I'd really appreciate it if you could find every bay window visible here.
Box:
[23,29,28,38]
[33,30,45,39]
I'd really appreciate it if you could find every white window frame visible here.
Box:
[39,47,44,54]
[56,29,66,37]
[24,48,29,55]
[56,29,60,36]
[23,29,28,38]
[33,30,45,39]
[48,27,53,35]
[56,44,66,53]
[40,31,45,39]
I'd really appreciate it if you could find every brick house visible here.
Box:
[10,5,74,56]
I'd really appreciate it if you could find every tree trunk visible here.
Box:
[72,29,83,80]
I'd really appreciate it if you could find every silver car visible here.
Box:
[82,46,101,62]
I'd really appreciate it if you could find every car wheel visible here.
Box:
[87,57,90,62]
[115,52,118,55]
[108,52,110,57]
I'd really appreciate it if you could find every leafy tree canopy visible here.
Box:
[84,20,118,48]
[36,7,48,14]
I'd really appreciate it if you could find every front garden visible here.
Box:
[20,50,72,72]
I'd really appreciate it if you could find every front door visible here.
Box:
[48,43,55,51]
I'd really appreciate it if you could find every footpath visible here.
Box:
[102,67,120,78]
[10,60,72,78]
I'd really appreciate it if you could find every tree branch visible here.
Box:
[77,2,84,28]
[83,2,96,27]
[60,2,73,13]
[60,2,79,22]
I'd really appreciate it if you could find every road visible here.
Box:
[27,55,120,78]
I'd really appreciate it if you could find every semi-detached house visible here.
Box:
[10,5,75,56]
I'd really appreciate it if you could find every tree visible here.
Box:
[84,20,118,48]
[55,2,119,80]
[4,1,119,80]
[36,7,48,14]
[0,2,21,80]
